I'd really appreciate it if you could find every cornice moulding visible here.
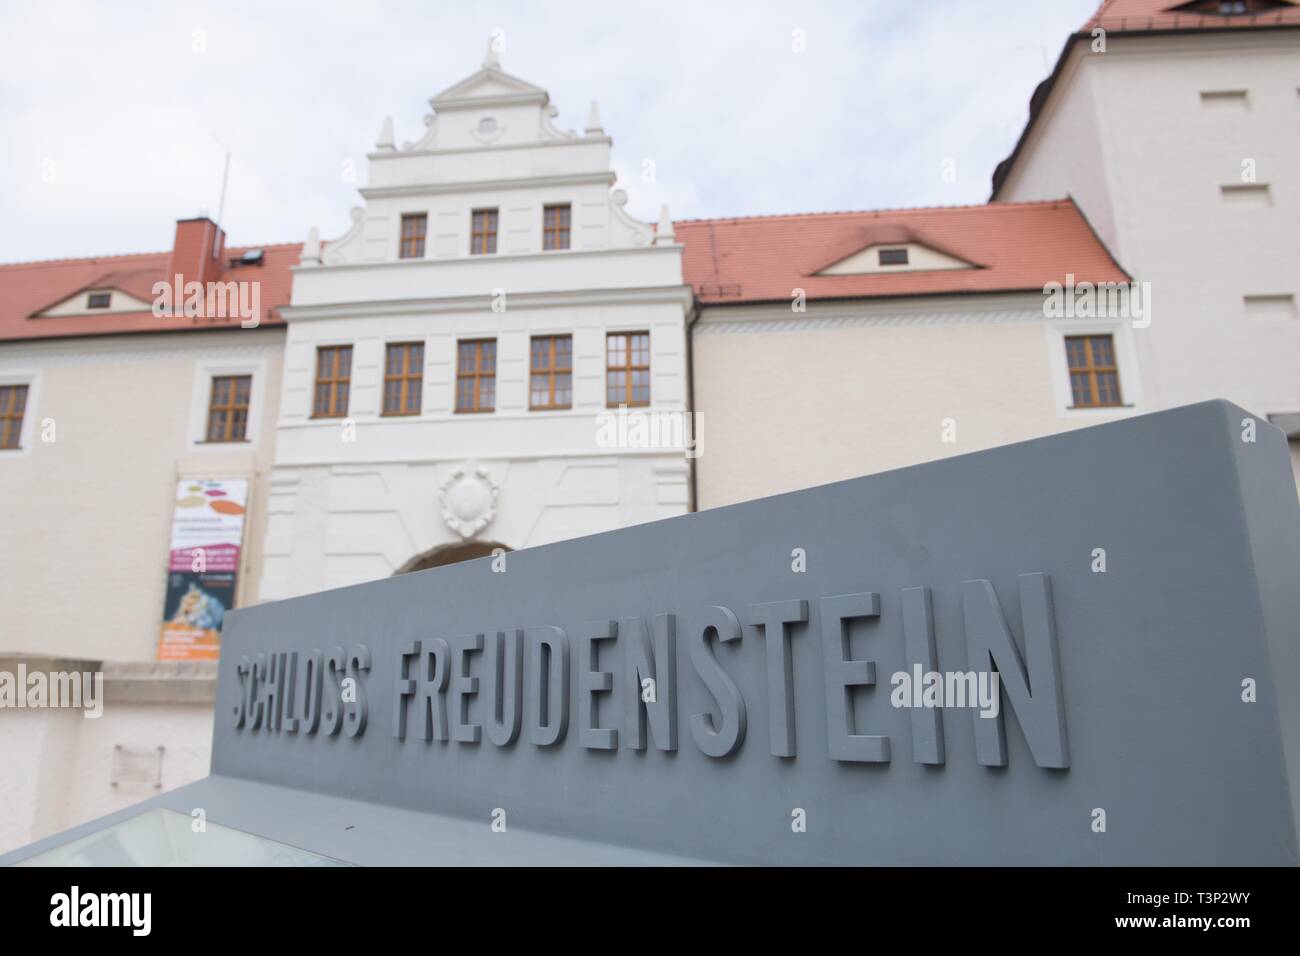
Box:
[694,292,1050,333]
[431,91,549,111]
[0,329,285,364]
[295,242,680,274]
[358,170,616,199]
[367,135,613,161]
[265,446,691,468]
[281,283,694,320]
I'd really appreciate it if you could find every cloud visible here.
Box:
[0,0,1097,262]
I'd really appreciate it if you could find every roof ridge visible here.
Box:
[674,198,1072,226]
[0,239,302,270]
[1084,0,1122,29]
[1084,0,1300,29]
[226,241,305,251]
[0,249,168,269]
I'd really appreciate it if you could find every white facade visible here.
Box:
[261,47,692,597]
[0,327,284,853]
[0,657,215,855]
[996,29,1300,483]
[692,292,1145,509]
[0,329,284,659]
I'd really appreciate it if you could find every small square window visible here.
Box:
[313,346,352,418]
[383,342,424,416]
[606,332,650,407]
[878,248,908,266]
[456,339,497,412]
[471,209,499,255]
[400,214,427,259]
[1065,334,1123,408]
[0,384,29,449]
[87,292,112,309]
[530,335,573,409]
[206,375,252,442]
[543,205,571,251]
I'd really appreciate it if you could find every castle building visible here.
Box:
[681,200,1134,509]
[992,0,1300,477]
[1,0,1297,853]
[259,45,692,598]
[0,220,297,850]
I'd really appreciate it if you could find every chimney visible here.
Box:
[168,217,226,287]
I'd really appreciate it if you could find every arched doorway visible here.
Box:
[394,540,511,574]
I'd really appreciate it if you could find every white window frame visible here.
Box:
[379,338,430,419]
[1044,319,1143,420]
[299,338,358,423]
[187,357,267,450]
[468,205,501,256]
[396,211,430,261]
[0,369,41,457]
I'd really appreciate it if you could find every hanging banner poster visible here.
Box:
[157,478,249,661]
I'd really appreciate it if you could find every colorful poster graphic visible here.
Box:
[157,478,248,661]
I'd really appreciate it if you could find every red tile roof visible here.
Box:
[675,199,1128,307]
[1086,0,1300,33]
[992,1,1299,197]
[0,241,300,343]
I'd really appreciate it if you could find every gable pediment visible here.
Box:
[431,64,549,110]
[816,241,977,276]
[34,285,154,317]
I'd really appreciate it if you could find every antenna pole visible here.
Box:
[213,150,231,257]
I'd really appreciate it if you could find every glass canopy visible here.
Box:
[17,808,349,867]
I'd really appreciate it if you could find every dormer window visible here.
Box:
[87,292,112,309]
[817,240,972,276]
[1173,0,1286,14]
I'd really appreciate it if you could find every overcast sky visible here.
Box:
[0,0,1099,263]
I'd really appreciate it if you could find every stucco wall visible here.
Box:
[0,330,279,854]
[996,43,1118,252]
[0,329,285,661]
[693,295,1137,509]
[262,300,691,598]
[998,31,1300,487]
[263,58,693,598]
[0,690,213,856]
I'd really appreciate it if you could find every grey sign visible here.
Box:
[7,399,1299,865]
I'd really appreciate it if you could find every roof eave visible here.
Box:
[990,21,1300,201]
[692,285,1110,309]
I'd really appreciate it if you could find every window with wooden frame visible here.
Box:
[205,375,252,442]
[383,342,424,416]
[456,339,496,413]
[1065,334,1122,408]
[470,208,498,255]
[0,384,29,450]
[530,335,572,410]
[543,204,571,251]
[606,332,650,407]
[399,214,427,259]
[313,345,352,418]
